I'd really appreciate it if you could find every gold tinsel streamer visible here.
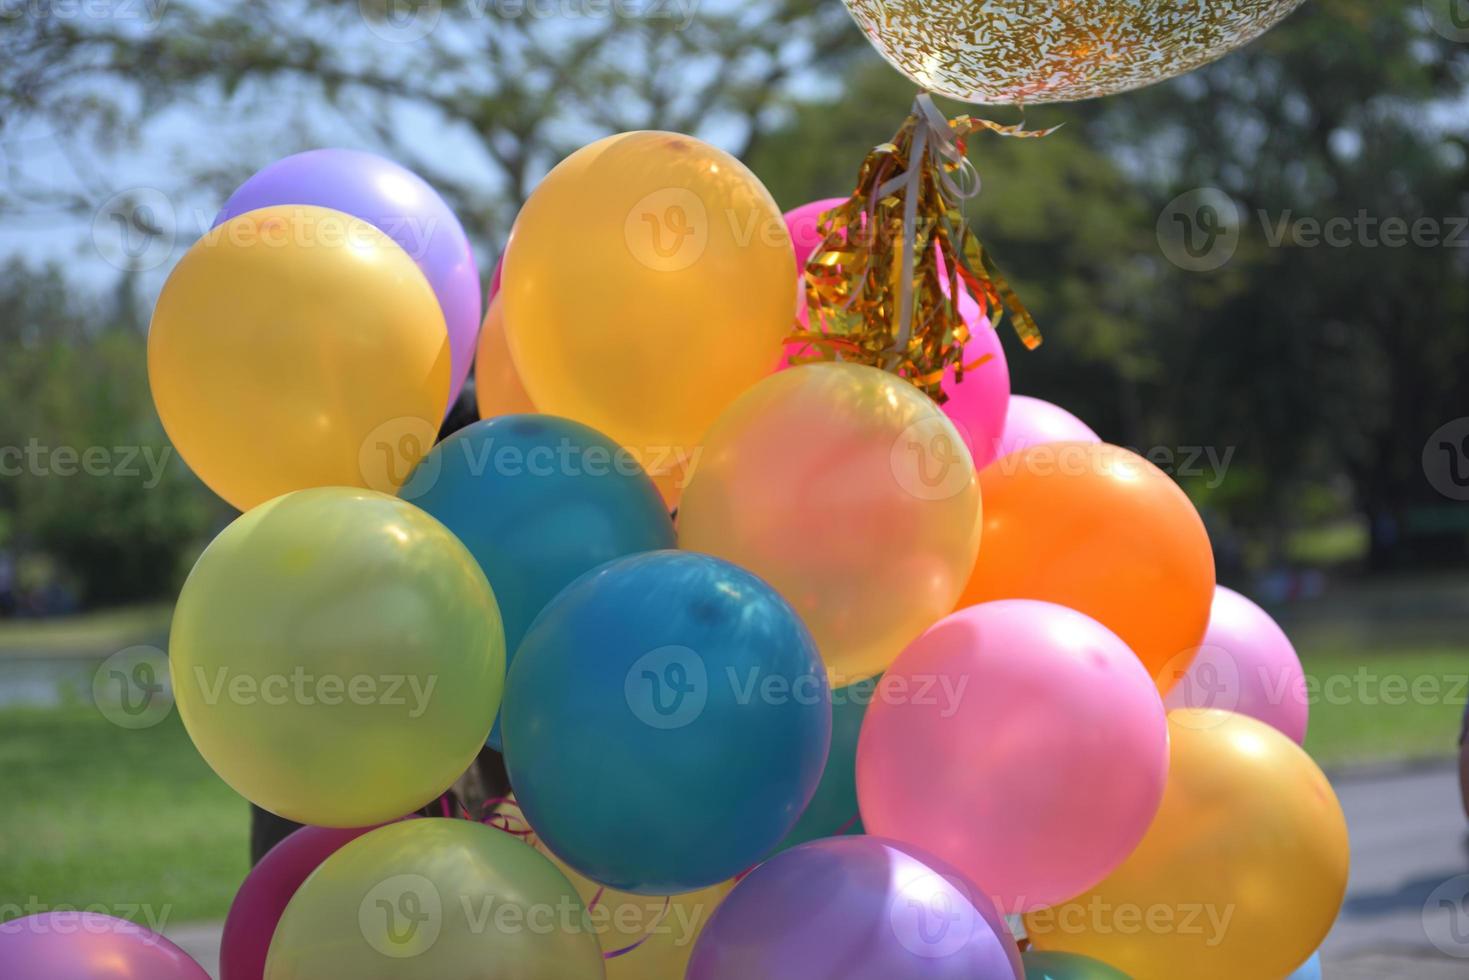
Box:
[790,94,1053,402]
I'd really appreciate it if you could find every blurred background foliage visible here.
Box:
[0,0,1466,610]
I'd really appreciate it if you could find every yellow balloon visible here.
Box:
[1024,710,1349,980]
[488,798,732,980]
[503,131,793,505]
[266,819,606,979]
[677,362,982,683]
[476,294,537,419]
[149,205,451,511]
[169,488,505,827]
[841,0,1305,105]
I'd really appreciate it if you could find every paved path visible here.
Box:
[165,765,1469,979]
[1323,762,1469,977]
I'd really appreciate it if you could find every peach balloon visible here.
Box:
[475,294,536,419]
[857,599,1169,912]
[678,362,982,684]
[960,442,1214,692]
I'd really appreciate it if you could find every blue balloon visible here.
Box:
[1286,952,1322,980]
[770,675,875,853]
[1022,951,1132,979]
[503,550,831,894]
[406,415,675,748]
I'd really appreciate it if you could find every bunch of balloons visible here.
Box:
[67,10,1335,971]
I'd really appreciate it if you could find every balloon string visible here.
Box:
[475,795,674,961]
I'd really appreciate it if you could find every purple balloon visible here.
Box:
[1164,585,1310,744]
[219,824,380,980]
[0,911,209,979]
[687,837,1021,980]
[215,149,482,407]
[992,395,1100,462]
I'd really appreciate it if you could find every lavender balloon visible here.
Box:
[687,837,1021,980]
[216,149,481,406]
[993,395,1100,461]
[0,911,210,979]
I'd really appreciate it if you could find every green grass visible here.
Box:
[0,706,248,925]
[1300,644,1467,767]
[0,604,172,658]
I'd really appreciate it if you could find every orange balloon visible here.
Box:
[475,294,536,419]
[960,443,1213,692]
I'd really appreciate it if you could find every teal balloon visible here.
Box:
[503,550,831,894]
[406,415,674,749]
[770,675,876,852]
[1287,952,1322,980]
[1023,951,1132,979]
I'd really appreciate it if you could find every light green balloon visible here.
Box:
[170,488,505,827]
[265,819,607,979]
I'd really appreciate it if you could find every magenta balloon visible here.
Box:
[939,314,1010,470]
[215,149,482,406]
[1164,586,1309,744]
[487,252,504,307]
[0,911,209,979]
[219,824,381,980]
[783,196,849,271]
[781,196,1010,462]
[857,600,1169,912]
[687,836,1020,980]
[991,395,1101,462]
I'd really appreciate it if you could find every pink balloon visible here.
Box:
[992,395,1100,462]
[784,196,848,272]
[487,252,504,307]
[781,197,848,368]
[220,825,380,980]
[0,911,209,979]
[939,313,1009,470]
[856,599,1169,912]
[1163,586,1310,744]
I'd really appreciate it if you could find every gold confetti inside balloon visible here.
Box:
[841,0,1307,105]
